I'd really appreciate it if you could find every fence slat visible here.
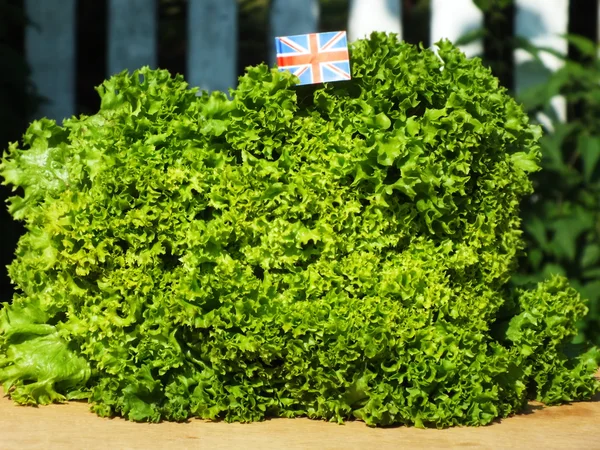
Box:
[25,0,76,122]
[348,0,402,43]
[187,0,237,93]
[108,0,157,76]
[430,0,483,57]
[515,0,569,125]
[269,0,319,65]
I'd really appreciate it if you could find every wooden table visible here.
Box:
[2,386,599,449]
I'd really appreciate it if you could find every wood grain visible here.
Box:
[1,382,599,450]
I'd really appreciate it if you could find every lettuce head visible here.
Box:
[0,33,598,427]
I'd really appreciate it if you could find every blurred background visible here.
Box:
[0,0,599,347]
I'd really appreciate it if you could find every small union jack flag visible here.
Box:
[275,31,351,86]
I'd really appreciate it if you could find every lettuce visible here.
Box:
[0,33,598,427]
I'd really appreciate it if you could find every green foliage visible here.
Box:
[472,0,513,12]
[459,0,600,350]
[0,34,598,427]
[513,35,600,347]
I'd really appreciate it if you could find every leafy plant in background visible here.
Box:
[458,0,600,349]
[515,36,600,348]
[0,34,598,427]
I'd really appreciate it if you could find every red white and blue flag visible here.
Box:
[275,31,351,86]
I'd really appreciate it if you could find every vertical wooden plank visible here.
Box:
[24,0,76,122]
[515,0,569,125]
[107,0,157,76]
[269,0,319,65]
[348,0,402,43]
[187,0,237,93]
[430,0,483,57]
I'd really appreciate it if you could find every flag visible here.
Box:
[275,31,351,86]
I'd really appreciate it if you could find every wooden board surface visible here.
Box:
[1,384,599,450]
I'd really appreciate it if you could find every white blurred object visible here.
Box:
[348,0,402,42]
[430,0,483,58]
[515,0,569,130]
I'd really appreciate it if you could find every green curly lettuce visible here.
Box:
[0,33,598,427]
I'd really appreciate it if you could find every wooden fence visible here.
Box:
[24,0,576,123]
